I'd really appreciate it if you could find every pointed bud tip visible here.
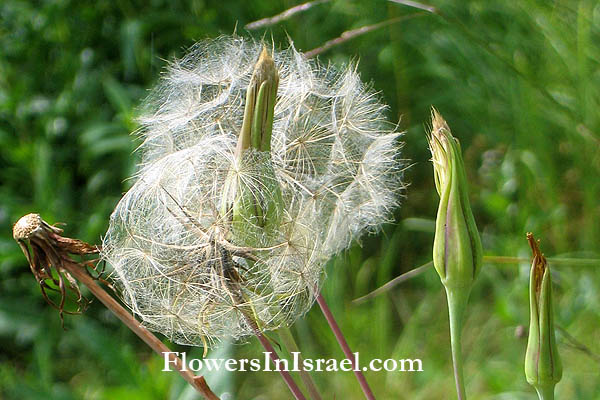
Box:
[236,45,280,155]
[525,232,562,390]
[253,46,278,84]
[223,45,283,244]
[430,107,451,139]
[258,46,271,62]
[427,108,453,156]
[427,108,453,194]
[527,232,548,295]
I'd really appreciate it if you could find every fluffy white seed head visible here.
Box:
[102,36,405,347]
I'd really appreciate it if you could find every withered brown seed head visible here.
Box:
[13,213,43,240]
[13,213,100,324]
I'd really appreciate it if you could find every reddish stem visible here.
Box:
[316,293,376,400]
[252,328,307,400]
[62,260,219,400]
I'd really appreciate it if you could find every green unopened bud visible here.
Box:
[525,233,562,400]
[428,109,483,400]
[237,47,279,155]
[221,48,283,247]
[429,108,482,291]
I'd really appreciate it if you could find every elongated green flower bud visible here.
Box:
[236,47,279,155]
[221,47,284,247]
[428,109,482,400]
[429,108,483,291]
[525,233,562,400]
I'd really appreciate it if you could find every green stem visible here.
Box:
[484,256,600,266]
[237,304,306,400]
[534,384,555,400]
[316,293,376,400]
[242,274,320,400]
[445,288,470,400]
[354,256,600,304]
[278,326,323,400]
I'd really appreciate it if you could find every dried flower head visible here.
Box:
[102,36,405,347]
[13,213,99,325]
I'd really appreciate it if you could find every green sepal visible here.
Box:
[221,47,283,248]
[430,109,482,290]
[524,234,562,398]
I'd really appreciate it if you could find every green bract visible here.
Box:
[429,109,482,290]
[221,48,284,247]
[525,233,562,400]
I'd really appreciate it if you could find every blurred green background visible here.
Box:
[1,0,599,398]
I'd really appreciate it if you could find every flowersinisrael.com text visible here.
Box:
[162,352,423,373]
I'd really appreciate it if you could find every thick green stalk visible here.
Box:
[278,326,323,400]
[446,288,470,400]
[535,385,555,400]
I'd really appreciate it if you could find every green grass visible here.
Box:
[1,0,599,398]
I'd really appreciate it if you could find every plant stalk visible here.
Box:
[62,259,220,400]
[252,328,307,400]
[535,384,555,400]
[445,288,469,400]
[316,292,376,400]
[278,326,323,400]
[232,268,306,400]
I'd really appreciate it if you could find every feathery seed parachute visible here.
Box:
[102,36,405,347]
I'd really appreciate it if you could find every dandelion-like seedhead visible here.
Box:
[102,36,405,347]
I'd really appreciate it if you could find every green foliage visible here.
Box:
[1,0,599,398]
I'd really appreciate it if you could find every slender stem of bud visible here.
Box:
[278,326,323,400]
[446,288,470,400]
[316,293,376,400]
